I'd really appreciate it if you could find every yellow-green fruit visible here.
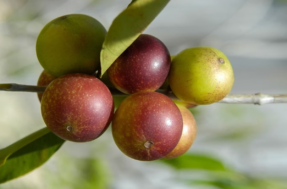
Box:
[36,14,106,77]
[169,47,234,105]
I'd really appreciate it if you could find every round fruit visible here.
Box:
[112,92,183,161]
[37,70,56,101]
[169,47,234,105]
[108,34,171,94]
[36,14,106,77]
[165,104,197,159]
[41,73,114,142]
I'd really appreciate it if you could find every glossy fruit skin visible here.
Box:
[41,74,114,142]
[169,47,234,105]
[112,92,183,161]
[165,104,197,159]
[108,34,171,94]
[37,70,56,101]
[36,14,106,77]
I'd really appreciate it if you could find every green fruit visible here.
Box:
[169,47,234,105]
[36,14,106,77]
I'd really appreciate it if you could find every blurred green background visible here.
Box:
[1,0,287,188]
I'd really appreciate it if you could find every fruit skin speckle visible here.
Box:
[112,92,183,161]
[108,34,171,94]
[41,73,114,142]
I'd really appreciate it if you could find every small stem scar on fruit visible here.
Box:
[144,141,154,149]
[66,126,73,132]
[218,58,225,64]
[1,83,287,105]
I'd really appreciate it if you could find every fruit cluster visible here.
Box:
[36,14,234,161]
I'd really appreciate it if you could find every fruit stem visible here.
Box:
[1,83,287,105]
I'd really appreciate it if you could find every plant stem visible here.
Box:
[0,83,46,92]
[219,93,287,105]
[1,83,287,105]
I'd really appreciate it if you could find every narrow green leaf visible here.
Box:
[160,153,228,171]
[0,127,65,183]
[128,0,137,6]
[190,175,287,189]
[100,0,170,76]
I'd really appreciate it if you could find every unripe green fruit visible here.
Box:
[36,14,106,77]
[169,47,234,105]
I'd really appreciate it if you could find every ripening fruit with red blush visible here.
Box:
[165,104,197,159]
[41,73,114,142]
[112,92,183,161]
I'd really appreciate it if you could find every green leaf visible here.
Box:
[0,127,65,183]
[160,153,228,171]
[128,0,137,6]
[100,0,170,76]
[190,175,287,189]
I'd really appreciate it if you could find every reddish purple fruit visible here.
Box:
[37,70,57,101]
[112,92,183,161]
[41,73,114,142]
[108,34,171,94]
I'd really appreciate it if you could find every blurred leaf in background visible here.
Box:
[41,155,111,189]
[161,152,287,189]
[161,153,228,172]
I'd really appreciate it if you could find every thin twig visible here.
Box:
[0,83,46,93]
[1,83,287,105]
[220,93,287,105]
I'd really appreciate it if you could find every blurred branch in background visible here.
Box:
[220,93,287,105]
